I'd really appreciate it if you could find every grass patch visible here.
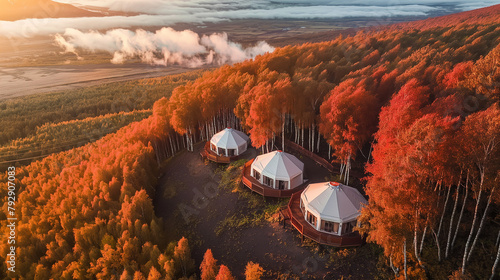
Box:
[218,159,246,192]
[215,160,289,235]
[215,212,264,236]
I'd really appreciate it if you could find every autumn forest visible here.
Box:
[1,3,500,280]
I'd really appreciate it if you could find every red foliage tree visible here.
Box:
[215,265,234,280]
[200,249,218,280]
[319,77,379,182]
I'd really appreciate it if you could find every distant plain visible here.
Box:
[0,17,423,100]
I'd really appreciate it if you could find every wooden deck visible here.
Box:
[283,139,335,173]
[286,191,365,247]
[200,142,239,164]
[241,159,307,197]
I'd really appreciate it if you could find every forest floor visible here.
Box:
[154,142,388,279]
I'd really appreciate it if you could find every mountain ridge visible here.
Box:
[392,3,500,30]
[0,0,113,21]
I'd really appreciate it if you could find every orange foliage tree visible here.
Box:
[245,262,265,280]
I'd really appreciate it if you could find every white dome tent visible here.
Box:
[250,150,304,190]
[300,182,367,235]
[210,127,249,157]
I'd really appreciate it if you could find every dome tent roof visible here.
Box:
[251,150,304,181]
[301,182,367,223]
[210,127,249,149]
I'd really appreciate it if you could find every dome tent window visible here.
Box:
[277,180,288,190]
[307,212,317,227]
[253,170,261,181]
[322,221,339,234]
[263,175,273,187]
[343,221,357,234]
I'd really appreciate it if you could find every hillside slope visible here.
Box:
[0,0,103,21]
[392,3,500,30]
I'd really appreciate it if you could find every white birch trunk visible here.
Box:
[206,122,210,141]
[432,227,441,262]
[185,131,189,151]
[446,175,461,259]
[212,117,216,136]
[420,223,427,255]
[389,253,399,277]
[271,133,275,151]
[301,126,304,148]
[467,186,496,263]
[308,125,312,151]
[346,154,350,186]
[490,240,500,280]
[169,135,175,156]
[453,170,469,250]
[186,129,191,152]
[316,129,321,153]
[191,127,195,151]
[295,123,298,143]
[462,172,485,274]
[311,124,315,152]
[414,212,426,271]
[367,141,373,164]
[404,239,408,280]
[282,115,285,151]
[437,184,452,240]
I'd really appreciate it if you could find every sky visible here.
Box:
[1,0,500,38]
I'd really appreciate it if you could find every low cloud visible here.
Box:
[0,14,219,38]
[54,27,274,67]
[211,5,438,19]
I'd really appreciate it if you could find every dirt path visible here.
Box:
[154,142,336,279]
